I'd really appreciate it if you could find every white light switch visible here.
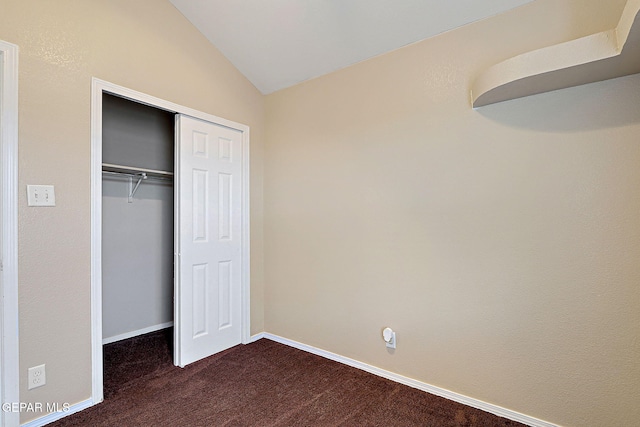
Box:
[27,185,56,206]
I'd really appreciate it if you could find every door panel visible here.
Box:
[175,115,243,367]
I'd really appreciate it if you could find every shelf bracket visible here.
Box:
[128,173,147,203]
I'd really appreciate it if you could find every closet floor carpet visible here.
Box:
[49,330,526,426]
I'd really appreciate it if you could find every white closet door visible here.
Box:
[175,115,243,367]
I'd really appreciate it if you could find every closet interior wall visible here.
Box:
[102,93,175,343]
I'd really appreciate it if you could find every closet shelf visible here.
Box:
[471,0,640,107]
[102,163,174,178]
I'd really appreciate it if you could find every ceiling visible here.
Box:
[169,0,535,94]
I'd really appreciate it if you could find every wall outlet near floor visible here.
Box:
[28,364,46,390]
[382,327,396,349]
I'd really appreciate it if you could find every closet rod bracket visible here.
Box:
[128,173,147,203]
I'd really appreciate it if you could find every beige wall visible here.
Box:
[264,1,639,426]
[0,0,264,422]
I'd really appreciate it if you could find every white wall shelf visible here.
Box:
[472,0,640,108]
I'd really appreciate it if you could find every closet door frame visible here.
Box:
[90,78,251,404]
[0,39,19,427]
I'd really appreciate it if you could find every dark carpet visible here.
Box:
[50,330,526,426]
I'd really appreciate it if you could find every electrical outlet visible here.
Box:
[385,331,396,349]
[27,185,56,206]
[382,327,397,349]
[28,364,46,390]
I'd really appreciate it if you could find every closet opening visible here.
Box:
[101,93,176,396]
[91,79,251,405]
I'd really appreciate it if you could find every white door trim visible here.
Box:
[0,40,20,427]
[90,78,250,404]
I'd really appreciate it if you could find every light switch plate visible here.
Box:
[27,185,56,206]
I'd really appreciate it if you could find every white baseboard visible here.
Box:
[102,321,174,345]
[20,398,94,427]
[261,333,559,427]
[248,332,265,343]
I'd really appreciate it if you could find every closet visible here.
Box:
[101,93,175,345]
[97,87,246,376]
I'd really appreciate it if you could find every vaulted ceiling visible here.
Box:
[169,0,535,94]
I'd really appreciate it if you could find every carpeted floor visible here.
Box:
[50,330,526,426]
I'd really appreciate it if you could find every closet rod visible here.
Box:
[102,165,173,203]
[101,170,173,181]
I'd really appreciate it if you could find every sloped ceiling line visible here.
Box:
[169,0,534,94]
